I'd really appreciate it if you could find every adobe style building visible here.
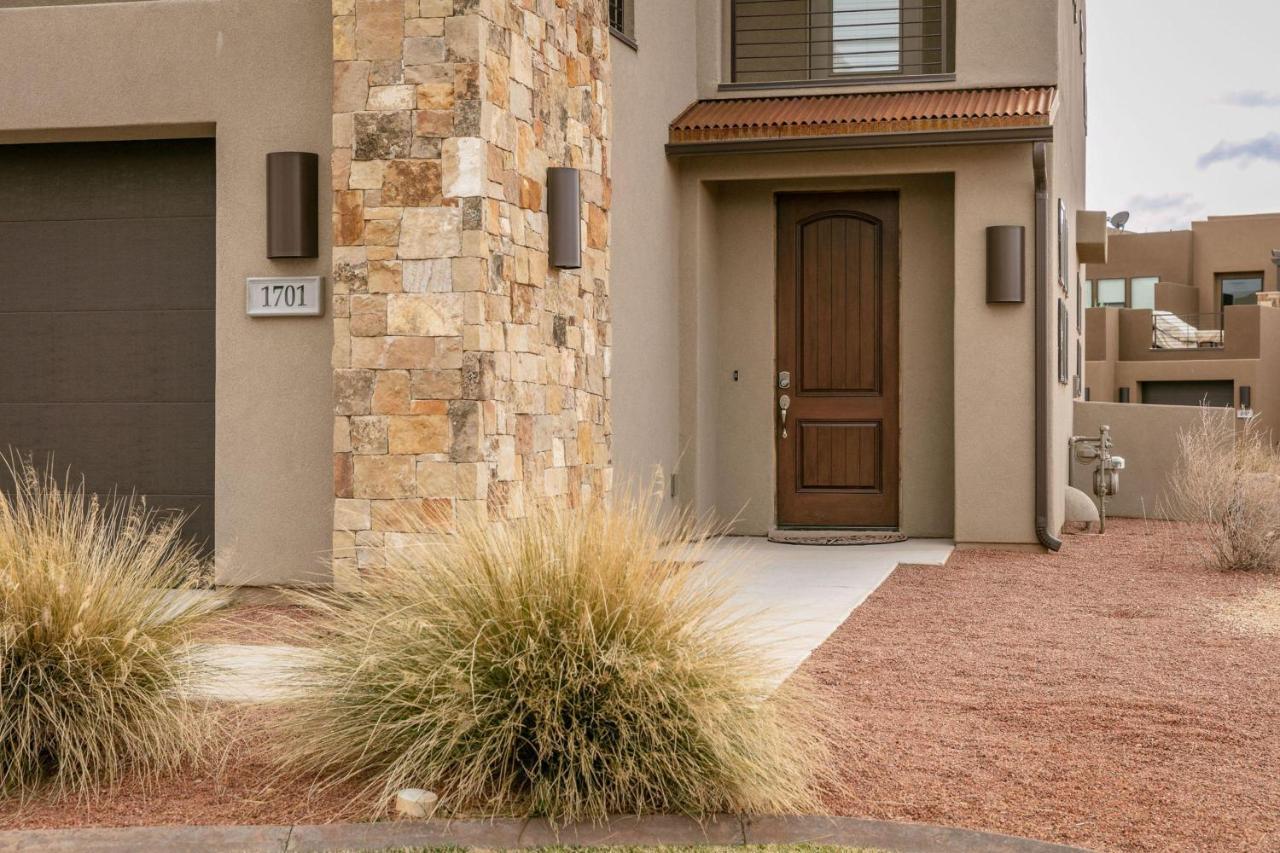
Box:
[0,0,1096,587]
[1085,213,1280,432]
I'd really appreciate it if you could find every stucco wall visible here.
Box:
[1045,0,1089,539]
[1191,215,1280,314]
[0,0,334,586]
[610,1,698,502]
[677,144,1038,544]
[1071,401,1234,520]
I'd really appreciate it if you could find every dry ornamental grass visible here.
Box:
[0,457,224,798]
[1170,408,1280,573]
[278,494,828,824]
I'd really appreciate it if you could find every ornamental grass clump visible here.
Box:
[282,495,827,822]
[1171,408,1280,573]
[0,458,222,797]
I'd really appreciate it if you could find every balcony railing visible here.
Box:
[730,0,955,86]
[1151,311,1225,350]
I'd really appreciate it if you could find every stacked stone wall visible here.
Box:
[331,0,611,582]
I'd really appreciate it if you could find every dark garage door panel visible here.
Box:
[0,403,214,496]
[1141,380,1235,408]
[0,218,215,312]
[0,139,215,223]
[0,139,215,550]
[0,311,214,403]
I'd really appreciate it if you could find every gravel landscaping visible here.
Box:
[805,520,1280,853]
[3,520,1276,852]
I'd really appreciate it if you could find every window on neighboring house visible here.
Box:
[1084,279,1096,307]
[1096,279,1126,308]
[1219,272,1264,307]
[1130,276,1158,310]
[609,0,635,45]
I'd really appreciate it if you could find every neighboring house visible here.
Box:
[1084,214,1280,433]
[0,0,1096,588]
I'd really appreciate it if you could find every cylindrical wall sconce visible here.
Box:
[1118,387,1131,403]
[548,167,582,269]
[267,152,319,259]
[986,225,1026,304]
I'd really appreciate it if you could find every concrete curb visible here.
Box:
[0,815,1092,852]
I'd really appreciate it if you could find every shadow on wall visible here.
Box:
[1071,401,1235,520]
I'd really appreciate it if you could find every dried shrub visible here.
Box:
[280,494,828,823]
[1171,409,1280,573]
[0,457,223,797]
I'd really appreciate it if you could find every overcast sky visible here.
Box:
[1087,0,1280,232]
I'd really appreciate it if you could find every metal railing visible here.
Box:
[1151,311,1225,350]
[730,0,955,85]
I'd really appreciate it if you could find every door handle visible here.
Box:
[778,394,791,439]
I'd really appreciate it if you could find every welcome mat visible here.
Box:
[767,529,908,546]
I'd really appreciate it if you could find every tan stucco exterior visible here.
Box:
[0,0,1091,584]
[1071,401,1234,521]
[0,0,335,586]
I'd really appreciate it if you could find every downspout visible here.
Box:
[1033,142,1063,552]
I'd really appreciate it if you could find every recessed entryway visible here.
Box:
[0,138,216,546]
[775,192,900,529]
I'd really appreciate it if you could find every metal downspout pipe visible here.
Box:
[1033,142,1063,552]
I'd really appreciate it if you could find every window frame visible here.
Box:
[609,0,637,50]
[726,0,956,88]
[1217,271,1265,309]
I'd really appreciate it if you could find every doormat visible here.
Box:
[767,529,908,546]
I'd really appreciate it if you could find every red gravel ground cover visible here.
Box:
[3,520,1277,848]
[805,520,1280,853]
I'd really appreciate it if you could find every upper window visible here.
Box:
[1219,273,1264,307]
[730,0,955,85]
[609,0,635,45]
[832,0,902,73]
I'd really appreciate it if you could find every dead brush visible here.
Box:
[279,493,829,823]
[0,457,223,798]
[1170,408,1280,573]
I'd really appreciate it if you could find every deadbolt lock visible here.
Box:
[778,371,791,389]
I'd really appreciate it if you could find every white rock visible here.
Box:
[1065,486,1101,525]
[395,788,439,819]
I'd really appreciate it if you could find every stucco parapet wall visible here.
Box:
[331,0,612,585]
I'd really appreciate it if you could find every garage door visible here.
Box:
[1140,380,1235,409]
[0,139,215,548]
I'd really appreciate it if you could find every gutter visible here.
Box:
[665,125,1054,157]
[1032,142,1062,552]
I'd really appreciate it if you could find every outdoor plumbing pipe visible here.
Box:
[1033,142,1063,552]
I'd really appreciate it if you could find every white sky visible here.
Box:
[1087,0,1280,232]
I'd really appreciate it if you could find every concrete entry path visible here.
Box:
[193,536,953,702]
[703,536,955,686]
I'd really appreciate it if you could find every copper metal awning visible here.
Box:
[667,86,1057,154]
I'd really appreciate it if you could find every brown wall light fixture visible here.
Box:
[548,167,582,269]
[267,152,319,259]
[986,225,1025,304]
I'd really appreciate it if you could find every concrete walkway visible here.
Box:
[192,536,953,702]
[708,536,954,685]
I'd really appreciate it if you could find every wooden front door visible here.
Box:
[776,192,899,528]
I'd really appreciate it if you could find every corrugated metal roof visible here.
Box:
[668,87,1057,144]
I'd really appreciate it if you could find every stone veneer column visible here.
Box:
[330,0,611,584]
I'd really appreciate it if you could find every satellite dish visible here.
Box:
[1109,211,1131,231]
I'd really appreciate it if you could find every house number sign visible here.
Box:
[246,276,324,317]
